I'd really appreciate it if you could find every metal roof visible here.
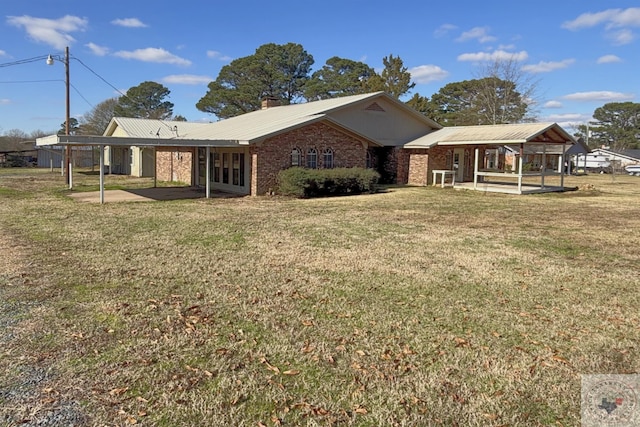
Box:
[405,122,576,148]
[104,117,212,138]
[174,91,441,142]
[36,134,238,147]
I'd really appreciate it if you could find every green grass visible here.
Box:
[0,169,639,425]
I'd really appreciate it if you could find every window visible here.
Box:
[323,148,334,169]
[213,153,220,183]
[291,148,301,167]
[306,148,318,169]
[222,153,229,184]
[198,148,206,185]
[232,153,245,186]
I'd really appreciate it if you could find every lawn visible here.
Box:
[1,169,639,426]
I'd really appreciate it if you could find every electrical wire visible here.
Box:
[0,55,50,68]
[2,52,178,133]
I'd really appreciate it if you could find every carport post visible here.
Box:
[541,145,546,189]
[99,144,105,204]
[473,148,479,189]
[560,144,566,190]
[205,146,211,198]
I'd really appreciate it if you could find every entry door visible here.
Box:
[453,148,464,181]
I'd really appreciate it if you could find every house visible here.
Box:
[37,92,576,198]
[0,139,37,167]
[577,147,640,172]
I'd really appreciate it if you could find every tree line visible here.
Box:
[4,42,637,150]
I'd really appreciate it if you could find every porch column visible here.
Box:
[153,147,157,188]
[473,148,479,189]
[518,143,523,193]
[560,143,566,189]
[205,146,211,199]
[99,144,105,204]
[541,144,546,189]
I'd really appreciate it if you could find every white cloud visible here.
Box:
[85,42,109,56]
[6,15,88,50]
[544,100,563,108]
[457,50,528,62]
[522,59,575,73]
[562,91,635,102]
[114,48,191,66]
[111,18,147,28]
[562,7,640,30]
[0,50,6,57]
[607,29,635,45]
[162,74,212,85]
[434,23,457,38]
[597,54,622,64]
[547,113,583,121]
[207,50,232,61]
[456,26,497,43]
[409,65,449,84]
[562,8,640,45]
[0,99,10,105]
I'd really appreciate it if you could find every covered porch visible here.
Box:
[405,122,576,195]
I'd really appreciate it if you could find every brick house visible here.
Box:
[40,92,576,197]
[102,92,444,195]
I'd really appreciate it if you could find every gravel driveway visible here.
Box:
[0,234,87,426]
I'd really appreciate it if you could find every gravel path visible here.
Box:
[0,233,87,426]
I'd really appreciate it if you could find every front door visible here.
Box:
[453,148,464,181]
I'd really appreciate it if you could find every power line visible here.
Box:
[0,55,50,68]
[72,56,128,99]
[0,79,61,84]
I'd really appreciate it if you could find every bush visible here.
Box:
[277,167,380,198]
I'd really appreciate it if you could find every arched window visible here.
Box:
[291,148,301,167]
[323,148,334,169]
[306,148,318,169]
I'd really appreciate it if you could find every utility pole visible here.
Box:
[64,46,71,186]
[47,46,71,186]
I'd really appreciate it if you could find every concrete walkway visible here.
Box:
[68,187,220,203]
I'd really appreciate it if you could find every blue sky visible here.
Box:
[1,1,638,135]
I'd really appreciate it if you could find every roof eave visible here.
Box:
[36,134,240,147]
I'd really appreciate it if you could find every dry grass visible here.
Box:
[1,169,639,426]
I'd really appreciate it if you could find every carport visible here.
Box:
[36,134,237,204]
[405,122,576,194]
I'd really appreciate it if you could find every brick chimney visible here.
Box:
[261,96,280,109]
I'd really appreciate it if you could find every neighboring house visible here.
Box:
[578,148,640,172]
[38,92,576,196]
[0,139,37,167]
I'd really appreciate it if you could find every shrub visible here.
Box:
[277,167,380,198]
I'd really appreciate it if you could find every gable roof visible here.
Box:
[103,92,441,144]
[104,117,211,138]
[590,148,640,161]
[404,122,576,149]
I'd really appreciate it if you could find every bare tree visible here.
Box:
[78,97,118,135]
[473,56,540,124]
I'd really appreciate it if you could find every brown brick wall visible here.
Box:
[252,122,368,195]
[156,148,194,184]
[425,146,487,183]
[406,149,429,185]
